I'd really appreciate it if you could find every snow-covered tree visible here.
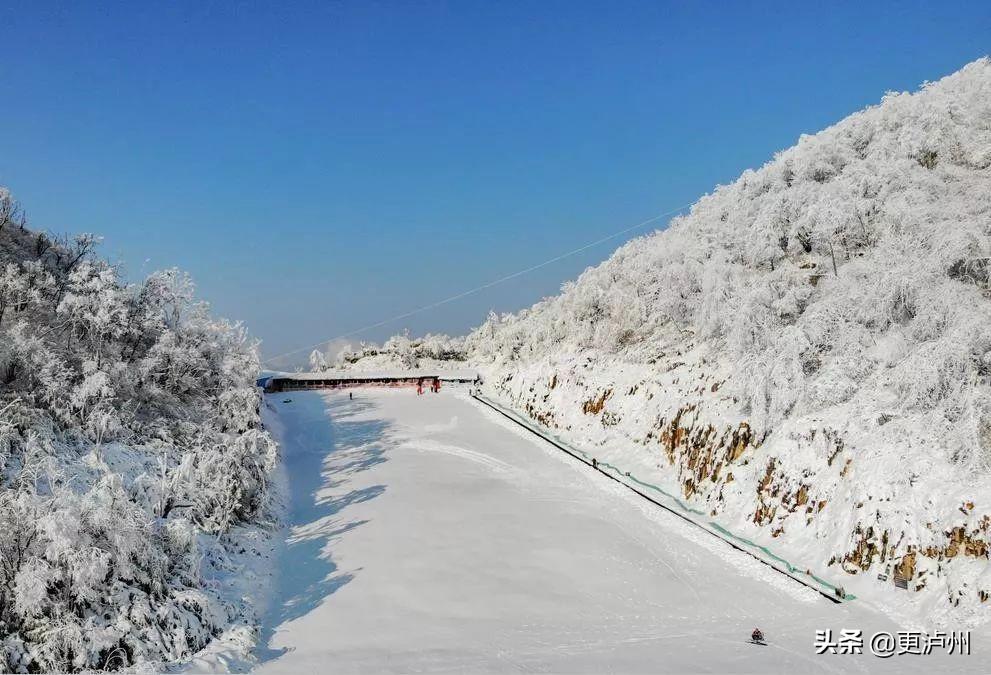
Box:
[0,210,277,672]
[337,331,467,371]
[465,58,991,620]
[308,348,328,371]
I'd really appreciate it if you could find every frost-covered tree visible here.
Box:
[468,58,991,462]
[465,59,991,618]
[308,349,328,371]
[0,208,276,672]
[338,331,467,371]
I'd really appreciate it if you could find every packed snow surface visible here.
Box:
[256,388,984,673]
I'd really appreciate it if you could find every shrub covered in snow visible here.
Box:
[0,203,277,672]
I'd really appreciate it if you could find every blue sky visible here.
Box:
[1,1,988,364]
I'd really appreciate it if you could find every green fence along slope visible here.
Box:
[471,391,853,604]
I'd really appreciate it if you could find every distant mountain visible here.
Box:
[466,58,991,626]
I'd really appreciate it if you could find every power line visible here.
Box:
[262,201,693,366]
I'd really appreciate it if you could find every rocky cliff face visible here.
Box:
[467,59,991,627]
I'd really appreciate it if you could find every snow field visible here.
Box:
[257,388,985,673]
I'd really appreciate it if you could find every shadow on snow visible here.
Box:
[257,392,390,665]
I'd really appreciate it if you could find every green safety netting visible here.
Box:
[473,393,854,602]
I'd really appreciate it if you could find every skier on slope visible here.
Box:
[751,627,765,644]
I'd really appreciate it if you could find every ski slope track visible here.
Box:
[256,388,986,673]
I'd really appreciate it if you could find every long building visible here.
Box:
[258,369,479,393]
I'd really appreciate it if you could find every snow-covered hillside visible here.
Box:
[0,202,278,672]
[464,59,991,626]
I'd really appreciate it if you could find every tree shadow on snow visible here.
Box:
[257,392,392,665]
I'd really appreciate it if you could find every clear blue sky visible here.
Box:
[1,1,988,364]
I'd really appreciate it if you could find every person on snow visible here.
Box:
[751,627,764,643]
[349,391,353,400]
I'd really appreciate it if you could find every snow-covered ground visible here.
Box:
[255,388,985,672]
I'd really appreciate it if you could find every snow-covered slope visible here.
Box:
[257,388,984,672]
[465,59,991,627]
